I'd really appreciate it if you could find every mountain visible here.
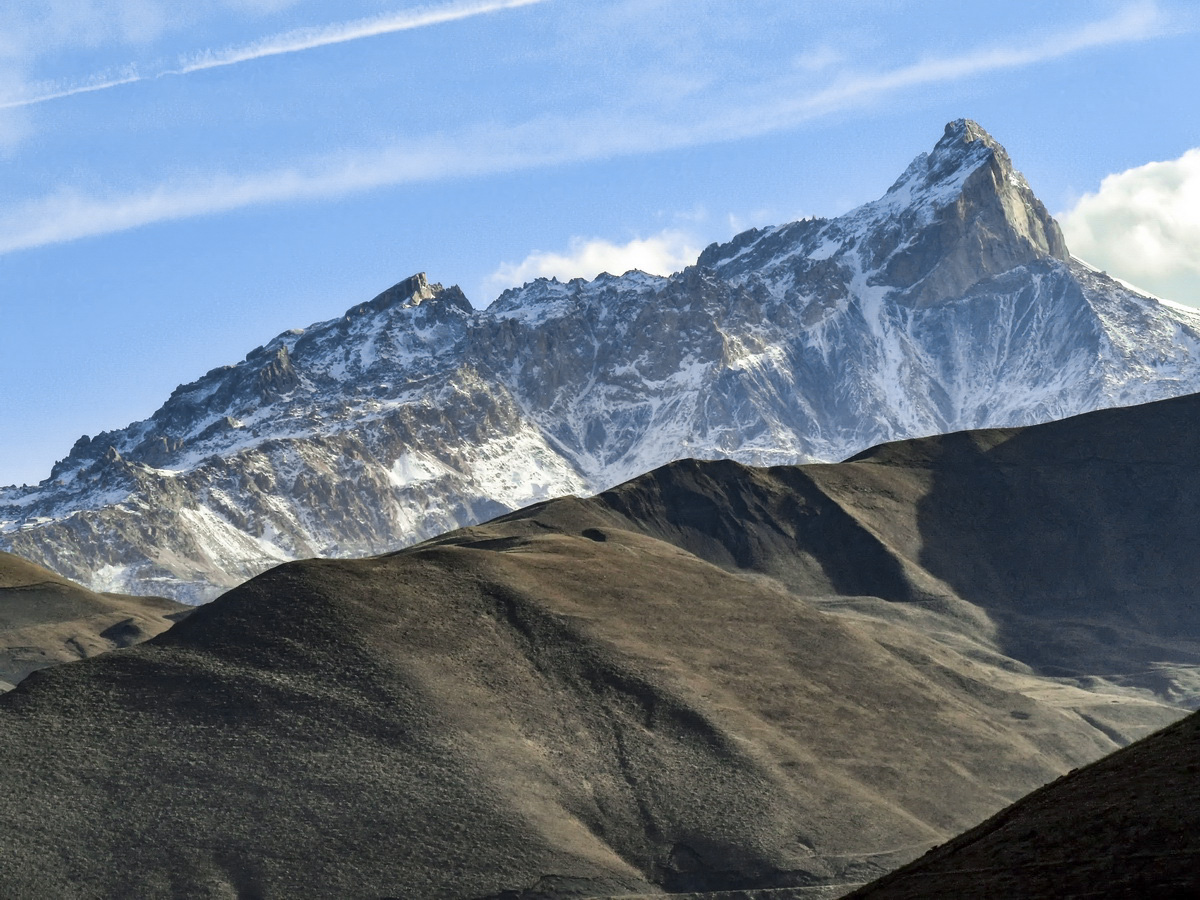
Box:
[0,549,189,691]
[6,119,1200,602]
[848,710,1200,898]
[5,390,1198,897]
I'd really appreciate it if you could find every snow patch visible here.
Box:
[389,452,453,487]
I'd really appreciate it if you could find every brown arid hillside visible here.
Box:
[0,549,189,691]
[6,390,1200,896]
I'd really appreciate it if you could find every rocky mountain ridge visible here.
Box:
[5,119,1200,601]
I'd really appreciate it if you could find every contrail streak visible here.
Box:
[0,0,548,111]
[169,0,547,75]
[1,74,142,110]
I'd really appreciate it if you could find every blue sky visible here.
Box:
[1,0,1197,487]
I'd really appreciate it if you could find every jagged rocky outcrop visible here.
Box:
[4,120,1200,602]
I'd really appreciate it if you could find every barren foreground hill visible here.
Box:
[6,391,1200,896]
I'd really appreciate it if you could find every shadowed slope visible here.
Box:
[847,710,1200,898]
[841,392,1200,701]
[0,550,189,690]
[0,507,1164,898]
[567,392,1200,706]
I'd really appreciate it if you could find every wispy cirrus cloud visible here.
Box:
[714,0,1169,130]
[0,0,548,110]
[0,1,1174,256]
[0,143,459,254]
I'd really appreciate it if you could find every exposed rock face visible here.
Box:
[874,120,1069,305]
[5,119,1200,602]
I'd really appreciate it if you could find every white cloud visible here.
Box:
[0,111,29,151]
[0,1,1178,255]
[0,0,549,109]
[0,0,301,52]
[0,70,141,110]
[0,1,172,51]
[0,142,457,254]
[0,2,199,112]
[486,230,702,296]
[1059,148,1200,306]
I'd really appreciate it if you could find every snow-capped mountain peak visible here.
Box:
[5,120,1200,602]
[699,118,1069,311]
[885,118,1012,201]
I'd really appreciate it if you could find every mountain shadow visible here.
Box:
[852,391,1200,702]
